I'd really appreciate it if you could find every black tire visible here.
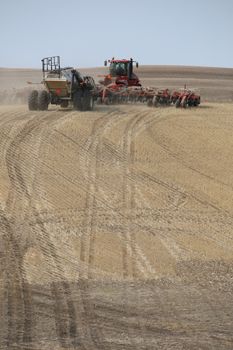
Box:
[28,90,38,111]
[83,90,94,111]
[194,97,200,106]
[38,90,49,110]
[73,90,83,111]
[188,99,194,107]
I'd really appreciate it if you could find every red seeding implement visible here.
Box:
[147,88,172,107]
[97,58,201,108]
[172,88,201,108]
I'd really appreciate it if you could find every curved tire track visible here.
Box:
[3,110,84,349]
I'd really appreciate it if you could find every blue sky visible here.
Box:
[1,0,233,68]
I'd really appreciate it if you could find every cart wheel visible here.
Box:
[38,90,49,110]
[28,90,38,110]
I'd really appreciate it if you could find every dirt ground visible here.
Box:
[0,66,233,349]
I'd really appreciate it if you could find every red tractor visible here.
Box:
[104,57,140,86]
[97,58,141,104]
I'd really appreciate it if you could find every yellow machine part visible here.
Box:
[44,78,71,97]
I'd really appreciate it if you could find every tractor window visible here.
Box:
[109,62,128,76]
[62,69,73,81]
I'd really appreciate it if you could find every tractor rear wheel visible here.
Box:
[73,90,83,111]
[28,90,38,110]
[83,90,94,111]
[38,90,49,110]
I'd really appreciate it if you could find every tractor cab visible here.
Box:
[109,60,128,77]
[104,58,141,86]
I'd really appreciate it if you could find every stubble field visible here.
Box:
[0,66,233,349]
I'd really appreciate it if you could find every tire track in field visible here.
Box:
[3,112,53,349]
[121,109,182,279]
[47,110,120,350]
[29,112,85,350]
[43,107,232,272]
[41,107,199,273]
[78,108,155,279]
[121,111,155,278]
[78,110,123,279]
[114,108,202,270]
[55,108,176,279]
[119,110,160,350]
[0,111,33,204]
[77,110,126,350]
[3,110,85,349]
[52,107,158,348]
[0,209,33,349]
[0,110,46,348]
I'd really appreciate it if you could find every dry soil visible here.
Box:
[0,66,233,350]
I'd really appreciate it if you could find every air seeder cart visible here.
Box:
[28,56,97,111]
